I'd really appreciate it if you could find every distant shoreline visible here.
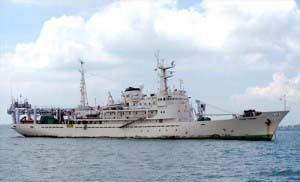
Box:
[279,124,300,131]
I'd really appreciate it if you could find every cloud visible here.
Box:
[2,0,299,71]
[232,72,300,102]
[1,0,300,124]
[9,0,110,7]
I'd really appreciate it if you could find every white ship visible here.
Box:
[8,57,288,141]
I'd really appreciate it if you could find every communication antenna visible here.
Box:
[179,79,184,90]
[121,91,126,103]
[108,92,115,105]
[79,59,89,108]
[154,50,160,69]
[280,94,287,111]
[9,79,14,104]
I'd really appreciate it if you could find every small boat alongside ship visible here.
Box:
[7,56,289,140]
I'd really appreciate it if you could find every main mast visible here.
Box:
[155,52,175,96]
[79,60,89,108]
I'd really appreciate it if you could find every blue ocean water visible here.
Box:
[0,125,299,182]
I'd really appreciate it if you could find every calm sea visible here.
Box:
[0,125,299,182]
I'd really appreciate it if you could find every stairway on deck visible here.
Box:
[119,118,145,128]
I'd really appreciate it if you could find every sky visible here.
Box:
[0,0,299,125]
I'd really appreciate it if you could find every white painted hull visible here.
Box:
[12,111,288,141]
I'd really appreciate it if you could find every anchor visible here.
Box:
[265,119,271,126]
[265,119,272,140]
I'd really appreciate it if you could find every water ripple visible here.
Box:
[0,126,299,182]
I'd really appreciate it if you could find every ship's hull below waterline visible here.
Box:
[12,111,288,141]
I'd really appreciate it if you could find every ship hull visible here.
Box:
[12,111,288,141]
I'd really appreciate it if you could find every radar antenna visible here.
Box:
[154,51,175,95]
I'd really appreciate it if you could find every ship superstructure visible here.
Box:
[8,56,289,140]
